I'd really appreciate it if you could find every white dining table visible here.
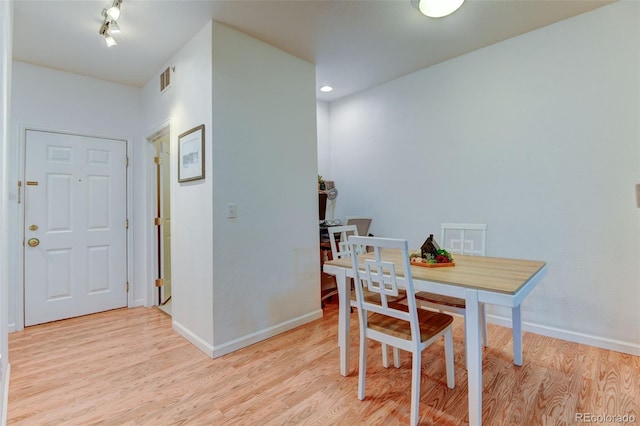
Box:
[323,250,547,426]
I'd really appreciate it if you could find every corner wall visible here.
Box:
[326,2,640,354]
[210,22,320,356]
[142,21,320,357]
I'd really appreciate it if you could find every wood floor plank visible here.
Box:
[7,302,640,425]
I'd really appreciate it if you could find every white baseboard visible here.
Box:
[488,314,640,356]
[172,309,324,359]
[211,309,324,358]
[7,324,14,334]
[172,320,215,357]
[131,298,146,308]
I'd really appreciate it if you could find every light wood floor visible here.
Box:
[8,299,639,425]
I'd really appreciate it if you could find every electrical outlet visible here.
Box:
[226,203,237,218]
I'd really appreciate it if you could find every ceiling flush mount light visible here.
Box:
[411,0,464,18]
[319,85,334,93]
[99,0,123,47]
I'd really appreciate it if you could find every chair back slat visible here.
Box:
[363,259,399,299]
[440,223,487,256]
[328,225,360,260]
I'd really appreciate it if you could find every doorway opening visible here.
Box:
[147,125,172,315]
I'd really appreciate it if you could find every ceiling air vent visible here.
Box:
[160,66,171,93]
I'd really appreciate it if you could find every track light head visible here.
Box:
[105,0,122,20]
[104,34,117,47]
[108,20,120,34]
[99,23,117,47]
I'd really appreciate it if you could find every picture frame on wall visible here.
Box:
[178,124,205,182]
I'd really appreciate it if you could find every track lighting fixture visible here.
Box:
[99,0,123,47]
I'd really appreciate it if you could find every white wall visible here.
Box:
[0,1,12,421]
[210,22,320,356]
[141,21,215,353]
[317,100,331,179]
[9,62,143,327]
[326,2,640,354]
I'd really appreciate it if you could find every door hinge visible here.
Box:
[155,279,164,287]
[18,181,22,204]
[154,217,162,226]
[126,157,129,167]
[154,156,162,164]
[126,282,130,292]
[125,219,129,229]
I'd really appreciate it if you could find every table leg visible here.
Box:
[512,306,523,366]
[465,289,482,426]
[335,269,350,376]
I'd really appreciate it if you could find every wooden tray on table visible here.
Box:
[410,259,455,268]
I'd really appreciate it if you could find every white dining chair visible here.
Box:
[321,225,359,308]
[348,236,455,426]
[328,225,361,261]
[416,223,490,353]
[327,225,404,367]
[440,222,487,257]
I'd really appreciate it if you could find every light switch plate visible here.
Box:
[226,203,237,218]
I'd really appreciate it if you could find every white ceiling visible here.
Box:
[12,0,614,102]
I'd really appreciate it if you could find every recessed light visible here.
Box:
[319,85,334,93]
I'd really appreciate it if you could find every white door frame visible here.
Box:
[145,120,172,308]
[16,124,133,331]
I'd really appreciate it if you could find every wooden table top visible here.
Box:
[324,250,546,295]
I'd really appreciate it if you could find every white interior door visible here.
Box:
[24,130,128,326]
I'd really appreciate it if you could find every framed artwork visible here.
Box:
[178,124,205,182]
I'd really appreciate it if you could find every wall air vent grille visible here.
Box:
[160,67,171,93]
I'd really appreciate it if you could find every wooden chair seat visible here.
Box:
[415,292,465,309]
[368,305,453,342]
[350,288,407,305]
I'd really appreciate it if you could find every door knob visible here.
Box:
[27,238,40,247]
[29,224,38,231]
